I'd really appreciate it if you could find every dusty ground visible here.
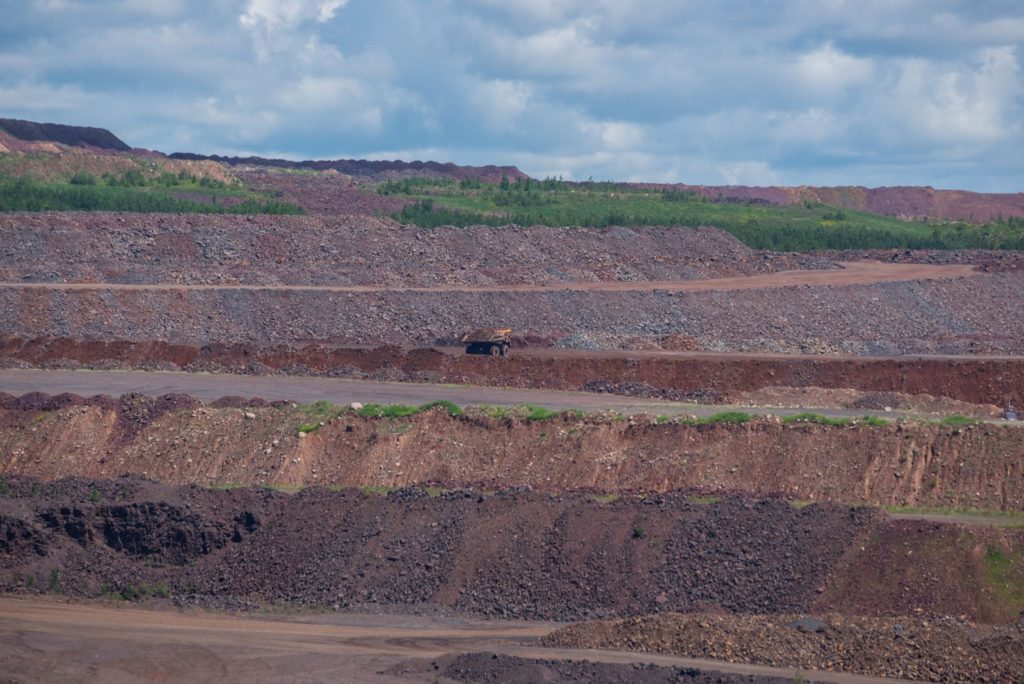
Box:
[3,339,1022,408]
[1,390,1022,509]
[544,612,1024,683]
[1,597,908,684]
[390,653,796,683]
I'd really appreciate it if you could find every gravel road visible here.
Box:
[0,598,910,683]
[0,368,940,421]
[0,261,976,293]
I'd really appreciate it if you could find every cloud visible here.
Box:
[0,1,1021,190]
[239,0,348,31]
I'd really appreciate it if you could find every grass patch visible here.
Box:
[357,400,464,419]
[300,400,347,420]
[590,494,620,504]
[782,412,853,426]
[48,567,61,593]
[263,483,304,493]
[524,405,561,421]
[111,580,171,601]
[857,415,893,427]
[381,177,1024,251]
[940,415,982,427]
[207,482,251,490]
[884,505,1024,527]
[983,546,1024,608]
[685,495,721,505]
[476,405,514,419]
[297,422,321,433]
[0,173,303,214]
[681,411,752,425]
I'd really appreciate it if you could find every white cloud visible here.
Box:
[470,80,533,131]
[2,1,1022,190]
[795,43,874,97]
[240,0,348,31]
[717,161,781,186]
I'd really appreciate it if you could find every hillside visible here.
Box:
[0,118,130,151]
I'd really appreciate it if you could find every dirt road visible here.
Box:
[0,597,910,683]
[0,261,976,294]
[0,367,932,421]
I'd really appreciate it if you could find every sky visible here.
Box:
[1,0,1023,190]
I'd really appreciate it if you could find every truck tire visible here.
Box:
[500,343,510,357]
[489,344,501,356]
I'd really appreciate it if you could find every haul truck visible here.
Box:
[462,328,512,356]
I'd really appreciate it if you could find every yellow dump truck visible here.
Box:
[462,328,512,356]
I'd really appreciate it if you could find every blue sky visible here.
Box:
[2,0,1023,190]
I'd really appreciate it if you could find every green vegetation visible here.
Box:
[983,546,1024,607]
[685,495,721,505]
[300,399,347,420]
[631,523,646,539]
[111,580,171,601]
[524,405,561,421]
[49,567,61,593]
[681,411,752,425]
[357,400,464,418]
[297,422,321,434]
[476,405,514,420]
[89,488,101,502]
[858,415,893,427]
[0,172,303,214]
[884,505,1024,528]
[590,494,620,504]
[940,415,982,427]
[381,177,1024,251]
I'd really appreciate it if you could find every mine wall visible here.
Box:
[1,395,1022,509]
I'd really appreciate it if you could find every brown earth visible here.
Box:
[0,477,879,620]
[4,337,1023,407]
[234,167,413,215]
[0,213,831,286]
[389,653,794,683]
[3,476,1023,625]
[2,270,1019,355]
[1,393,1023,510]
[543,613,1024,682]
[5,211,1022,355]
[3,597,888,684]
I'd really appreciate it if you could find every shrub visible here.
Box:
[940,415,980,426]
[68,171,96,185]
[525,405,560,421]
